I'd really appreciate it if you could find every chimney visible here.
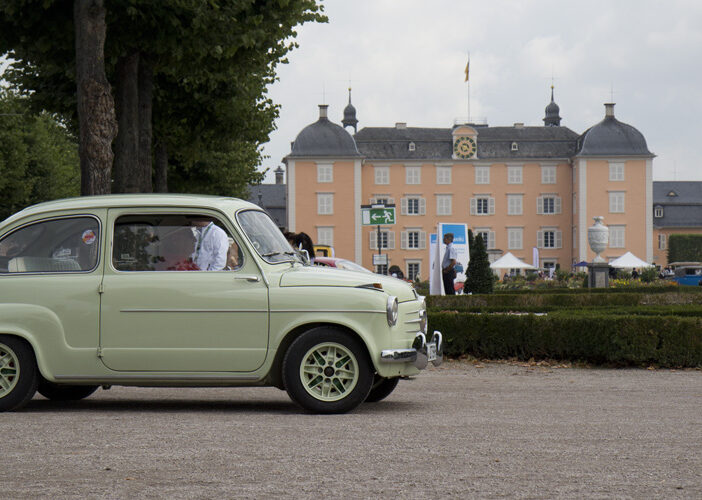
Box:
[514,122,524,129]
[319,104,329,120]
[275,166,285,185]
[395,122,407,130]
[604,103,615,118]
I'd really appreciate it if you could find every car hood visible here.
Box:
[279,265,417,302]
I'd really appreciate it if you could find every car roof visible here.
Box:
[2,194,263,226]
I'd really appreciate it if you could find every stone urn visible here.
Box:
[588,216,609,263]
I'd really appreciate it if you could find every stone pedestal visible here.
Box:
[587,262,610,288]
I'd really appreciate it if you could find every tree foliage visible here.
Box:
[0,91,79,220]
[465,232,494,294]
[0,0,325,196]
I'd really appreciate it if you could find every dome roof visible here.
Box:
[290,105,361,157]
[543,86,561,126]
[576,103,652,157]
[342,88,358,132]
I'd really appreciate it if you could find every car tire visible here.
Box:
[365,376,399,403]
[37,379,99,401]
[0,335,38,412]
[283,327,373,414]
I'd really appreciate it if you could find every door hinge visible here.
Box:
[96,347,103,358]
[98,283,104,294]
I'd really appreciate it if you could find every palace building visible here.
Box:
[283,89,655,279]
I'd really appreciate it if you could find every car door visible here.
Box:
[99,209,269,372]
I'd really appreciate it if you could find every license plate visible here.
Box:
[427,343,437,362]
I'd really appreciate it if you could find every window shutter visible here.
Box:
[489,231,496,249]
[401,231,408,250]
[420,231,427,249]
[388,231,396,249]
[370,231,377,250]
[401,197,408,215]
[488,197,495,215]
[537,196,543,215]
[555,230,562,249]
[555,197,562,214]
[537,230,544,249]
[419,198,426,215]
[470,198,477,215]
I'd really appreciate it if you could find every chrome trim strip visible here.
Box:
[271,309,384,314]
[121,309,268,313]
[404,318,422,324]
[54,374,260,381]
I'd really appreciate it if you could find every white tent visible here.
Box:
[609,251,652,269]
[490,252,536,270]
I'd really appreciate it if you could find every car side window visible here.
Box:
[112,214,243,272]
[0,217,100,273]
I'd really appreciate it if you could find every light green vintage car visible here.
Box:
[0,195,442,413]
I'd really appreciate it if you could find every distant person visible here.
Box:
[442,233,457,295]
[631,268,639,279]
[191,217,229,271]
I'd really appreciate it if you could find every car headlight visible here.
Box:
[386,296,398,326]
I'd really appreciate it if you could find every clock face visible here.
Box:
[454,136,476,159]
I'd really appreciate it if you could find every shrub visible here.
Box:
[668,234,702,263]
[429,311,702,367]
[464,234,493,294]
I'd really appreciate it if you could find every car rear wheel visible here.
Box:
[365,375,400,402]
[283,328,373,414]
[0,336,38,412]
[37,379,99,401]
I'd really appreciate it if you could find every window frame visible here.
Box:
[436,166,452,185]
[436,194,452,216]
[374,166,390,185]
[475,166,490,185]
[316,162,333,183]
[541,165,557,184]
[405,165,421,185]
[317,193,334,215]
[609,192,625,214]
[0,215,102,275]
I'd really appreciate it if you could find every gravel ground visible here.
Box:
[1,360,700,499]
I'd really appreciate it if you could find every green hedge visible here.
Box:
[668,234,702,263]
[430,311,702,367]
[427,291,702,311]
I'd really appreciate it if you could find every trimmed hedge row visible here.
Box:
[429,311,702,367]
[427,305,702,317]
[480,286,702,295]
[427,291,702,311]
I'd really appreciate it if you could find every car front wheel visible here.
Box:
[365,375,400,402]
[0,336,38,412]
[283,328,373,414]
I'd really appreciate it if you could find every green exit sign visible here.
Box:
[361,205,396,225]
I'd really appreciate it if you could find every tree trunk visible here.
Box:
[74,0,117,196]
[112,51,140,193]
[154,139,168,193]
[138,55,154,192]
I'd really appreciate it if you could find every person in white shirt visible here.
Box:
[191,218,229,271]
[442,233,457,295]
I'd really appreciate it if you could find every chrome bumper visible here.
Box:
[380,331,443,369]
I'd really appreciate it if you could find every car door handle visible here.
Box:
[234,275,261,282]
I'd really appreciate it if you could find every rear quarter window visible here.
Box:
[0,217,100,273]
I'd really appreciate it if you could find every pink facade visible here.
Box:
[285,100,655,279]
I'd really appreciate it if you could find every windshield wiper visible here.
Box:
[262,251,297,258]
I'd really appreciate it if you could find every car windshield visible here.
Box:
[237,210,301,264]
[336,259,372,273]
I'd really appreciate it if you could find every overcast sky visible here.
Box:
[261,0,702,183]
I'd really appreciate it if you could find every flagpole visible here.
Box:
[465,51,471,123]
